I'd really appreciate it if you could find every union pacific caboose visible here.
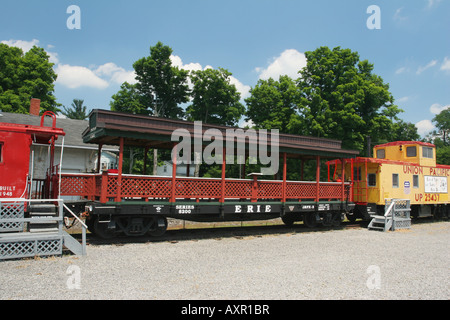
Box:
[329,141,450,221]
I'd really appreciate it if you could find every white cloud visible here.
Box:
[1,38,59,63]
[415,103,450,136]
[240,118,255,128]
[427,0,442,8]
[170,55,204,72]
[94,62,137,85]
[441,57,450,72]
[416,119,435,136]
[430,103,450,114]
[55,63,137,89]
[55,64,109,89]
[1,38,39,52]
[170,55,250,99]
[397,96,410,103]
[256,49,307,80]
[393,7,407,22]
[47,52,60,64]
[229,76,251,100]
[2,38,139,90]
[395,66,408,75]
[416,59,437,74]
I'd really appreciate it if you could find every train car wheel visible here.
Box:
[85,215,96,234]
[346,212,357,223]
[281,214,295,226]
[93,218,116,239]
[303,213,318,228]
[331,212,342,227]
[148,216,168,237]
[433,205,445,221]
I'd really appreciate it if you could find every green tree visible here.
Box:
[430,108,450,165]
[62,99,88,120]
[187,67,244,126]
[186,67,245,177]
[433,108,450,144]
[0,44,60,114]
[110,82,146,114]
[435,144,450,165]
[133,41,190,118]
[113,42,190,175]
[294,46,402,153]
[245,75,300,132]
[391,120,420,142]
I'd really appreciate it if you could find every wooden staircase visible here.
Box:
[368,199,411,232]
[0,199,86,260]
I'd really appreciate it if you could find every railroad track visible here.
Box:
[64,220,370,247]
[63,216,442,250]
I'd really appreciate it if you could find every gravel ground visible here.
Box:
[0,220,449,300]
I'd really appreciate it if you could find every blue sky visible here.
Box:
[1,0,449,137]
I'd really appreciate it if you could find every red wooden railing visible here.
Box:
[58,172,351,204]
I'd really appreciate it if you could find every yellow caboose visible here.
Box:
[328,141,450,221]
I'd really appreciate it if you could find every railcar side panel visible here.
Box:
[378,163,449,206]
[0,130,31,199]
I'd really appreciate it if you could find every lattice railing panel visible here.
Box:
[0,239,62,259]
[37,239,62,254]
[0,241,35,258]
[319,183,342,199]
[175,178,221,198]
[107,176,118,197]
[95,175,102,197]
[77,173,351,202]
[286,182,316,199]
[60,175,95,197]
[0,203,24,232]
[120,176,172,198]
[257,181,282,199]
[225,180,252,198]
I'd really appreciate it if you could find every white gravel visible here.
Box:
[0,221,449,300]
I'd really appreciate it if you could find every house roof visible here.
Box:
[0,112,118,151]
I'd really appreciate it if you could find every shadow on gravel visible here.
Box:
[67,216,445,247]
[71,221,356,247]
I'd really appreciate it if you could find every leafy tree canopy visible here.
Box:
[428,107,450,165]
[187,67,244,126]
[293,46,403,151]
[244,46,419,154]
[432,108,450,144]
[133,41,190,118]
[0,43,60,114]
[245,75,300,132]
[110,82,147,115]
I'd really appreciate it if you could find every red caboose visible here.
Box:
[0,111,65,199]
[0,109,87,260]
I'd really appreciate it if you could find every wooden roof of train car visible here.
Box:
[82,109,360,159]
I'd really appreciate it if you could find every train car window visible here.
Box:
[406,146,417,157]
[368,174,376,187]
[0,142,3,163]
[376,149,385,159]
[422,146,433,159]
[413,175,419,188]
[392,174,399,188]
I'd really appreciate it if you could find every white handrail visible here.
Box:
[63,203,88,229]
[384,201,395,217]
